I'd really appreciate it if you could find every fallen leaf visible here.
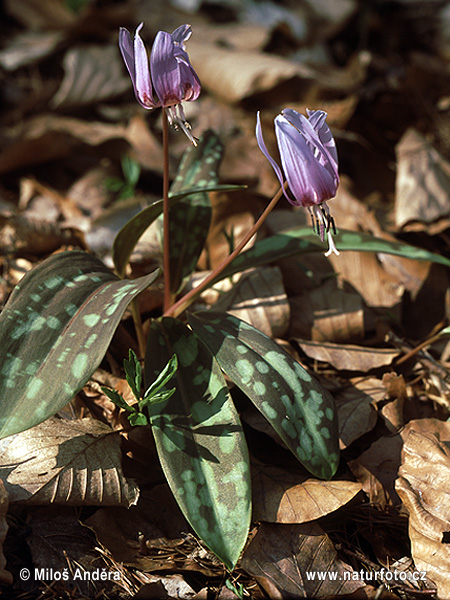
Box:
[395,128,450,232]
[0,480,12,585]
[395,422,450,599]
[335,378,384,449]
[214,266,290,338]
[0,417,139,506]
[252,460,362,523]
[241,521,366,599]
[296,340,398,371]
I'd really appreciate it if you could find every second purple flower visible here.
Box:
[256,108,340,256]
[119,23,201,144]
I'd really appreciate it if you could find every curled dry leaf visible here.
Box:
[395,128,450,232]
[0,417,139,506]
[241,521,366,599]
[395,422,450,599]
[0,480,12,585]
[252,461,362,523]
[213,266,290,338]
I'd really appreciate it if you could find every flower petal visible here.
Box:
[275,114,338,206]
[256,112,291,199]
[171,24,193,48]
[119,27,135,84]
[306,109,339,177]
[151,31,182,106]
[132,23,158,108]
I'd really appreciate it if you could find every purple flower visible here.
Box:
[119,23,201,144]
[256,108,340,256]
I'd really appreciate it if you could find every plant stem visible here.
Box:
[163,185,284,319]
[162,108,173,313]
[131,299,146,358]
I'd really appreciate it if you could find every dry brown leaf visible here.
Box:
[0,480,12,585]
[51,44,131,108]
[0,417,139,506]
[241,522,366,599]
[290,278,371,343]
[335,378,384,449]
[4,0,77,30]
[348,434,404,507]
[0,30,64,71]
[213,266,290,338]
[0,115,130,173]
[252,461,362,523]
[395,421,450,599]
[379,373,406,433]
[188,40,315,103]
[395,128,450,232]
[296,339,398,371]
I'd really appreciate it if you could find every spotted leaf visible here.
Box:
[165,130,223,294]
[0,251,159,440]
[188,311,339,480]
[144,317,251,570]
[207,227,450,288]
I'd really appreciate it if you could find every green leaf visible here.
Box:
[0,251,159,440]
[164,130,223,294]
[129,412,148,426]
[209,227,450,288]
[112,183,242,278]
[188,311,340,480]
[123,349,142,402]
[142,354,178,403]
[144,317,251,569]
[101,387,134,412]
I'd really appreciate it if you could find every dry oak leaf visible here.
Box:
[0,417,139,506]
[252,461,361,524]
[395,422,450,599]
[241,521,366,599]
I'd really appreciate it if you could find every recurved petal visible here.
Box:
[133,23,158,108]
[171,24,193,48]
[151,30,182,106]
[119,27,135,83]
[306,109,339,175]
[256,112,290,202]
[275,114,338,206]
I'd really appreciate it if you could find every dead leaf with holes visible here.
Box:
[395,420,450,599]
[0,417,139,506]
[252,460,361,523]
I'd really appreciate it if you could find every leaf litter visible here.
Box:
[1,0,450,598]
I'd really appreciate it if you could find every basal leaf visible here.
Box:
[144,317,251,570]
[0,251,159,440]
[112,183,242,278]
[188,311,339,480]
[209,227,450,287]
[165,130,223,294]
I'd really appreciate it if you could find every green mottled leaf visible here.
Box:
[166,130,223,294]
[210,227,450,287]
[0,251,159,440]
[188,311,339,480]
[144,317,251,569]
[112,182,242,278]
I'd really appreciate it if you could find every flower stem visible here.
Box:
[131,299,147,358]
[163,185,284,319]
[162,108,173,313]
